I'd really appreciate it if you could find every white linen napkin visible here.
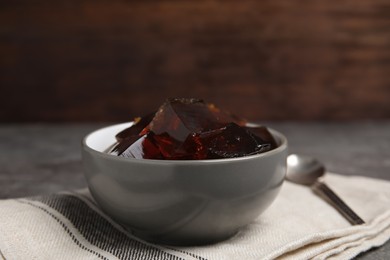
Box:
[1,173,389,260]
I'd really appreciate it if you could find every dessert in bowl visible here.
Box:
[82,99,287,245]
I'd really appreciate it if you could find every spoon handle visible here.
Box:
[312,181,365,225]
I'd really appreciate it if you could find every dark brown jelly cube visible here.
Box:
[109,136,141,156]
[117,133,164,159]
[183,123,272,159]
[244,126,278,149]
[148,98,231,142]
[115,113,155,142]
[108,98,277,160]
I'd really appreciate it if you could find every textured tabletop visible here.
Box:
[1,121,389,259]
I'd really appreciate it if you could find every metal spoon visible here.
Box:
[286,154,365,225]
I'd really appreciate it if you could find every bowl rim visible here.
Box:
[82,122,288,165]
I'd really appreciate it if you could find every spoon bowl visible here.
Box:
[286,154,325,185]
[286,154,365,225]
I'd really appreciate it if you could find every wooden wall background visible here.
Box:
[1,0,390,122]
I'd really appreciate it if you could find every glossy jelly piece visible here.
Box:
[115,113,155,142]
[110,113,155,156]
[182,123,272,159]
[109,136,141,156]
[148,98,229,142]
[207,103,247,127]
[108,98,277,160]
[118,133,164,159]
[146,98,249,159]
[244,126,278,149]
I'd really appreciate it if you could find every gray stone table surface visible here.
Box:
[0,121,389,259]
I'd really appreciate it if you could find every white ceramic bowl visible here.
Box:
[82,122,287,245]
